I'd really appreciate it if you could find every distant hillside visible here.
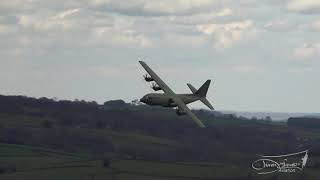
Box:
[288,117,320,129]
[222,111,320,121]
[0,95,319,160]
[0,94,319,179]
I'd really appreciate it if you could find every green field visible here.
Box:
[0,143,318,180]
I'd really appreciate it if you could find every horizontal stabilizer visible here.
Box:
[200,98,214,110]
[187,83,197,94]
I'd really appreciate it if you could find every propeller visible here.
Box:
[139,74,153,92]
[143,74,154,82]
[151,82,162,91]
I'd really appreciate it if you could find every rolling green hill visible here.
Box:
[0,95,319,179]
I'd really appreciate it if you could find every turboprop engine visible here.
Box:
[143,74,154,82]
[151,83,161,91]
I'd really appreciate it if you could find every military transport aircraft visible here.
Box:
[139,61,214,128]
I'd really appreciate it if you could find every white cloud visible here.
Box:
[231,65,257,73]
[296,20,320,32]
[167,8,233,25]
[311,20,320,30]
[88,0,218,16]
[18,15,35,27]
[92,27,153,48]
[197,20,255,48]
[90,0,111,6]
[288,67,313,74]
[0,0,35,12]
[1,0,320,112]
[216,8,233,17]
[16,6,154,48]
[143,0,215,15]
[53,8,80,19]
[18,9,81,31]
[287,0,320,14]
[264,20,292,31]
[0,24,11,34]
[160,33,207,47]
[89,65,137,78]
[91,15,153,48]
[293,43,320,59]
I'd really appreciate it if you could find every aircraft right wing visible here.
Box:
[172,96,206,128]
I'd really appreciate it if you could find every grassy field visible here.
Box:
[0,143,318,180]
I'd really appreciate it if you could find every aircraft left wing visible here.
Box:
[139,61,206,128]
[139,61,175,95]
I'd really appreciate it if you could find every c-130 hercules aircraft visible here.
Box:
[139,61,214,128]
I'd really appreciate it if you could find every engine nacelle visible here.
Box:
[144,74,154,82]
[151,83,161,91]
[176,109,186,116]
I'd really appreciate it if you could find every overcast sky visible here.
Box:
[0,0,319,112]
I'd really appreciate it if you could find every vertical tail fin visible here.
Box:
[187,80,214,110]
[195,80,211,97]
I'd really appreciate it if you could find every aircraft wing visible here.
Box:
[139,61,206,128]
[139,61,176,94]
[173,96,206,128]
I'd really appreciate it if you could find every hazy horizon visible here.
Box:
[2,93,320,119]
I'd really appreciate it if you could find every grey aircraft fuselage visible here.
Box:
[140,93,200,107]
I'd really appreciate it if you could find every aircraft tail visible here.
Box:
[199,97,214,110]
[187,80,214,110]
[196,80,211,97]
